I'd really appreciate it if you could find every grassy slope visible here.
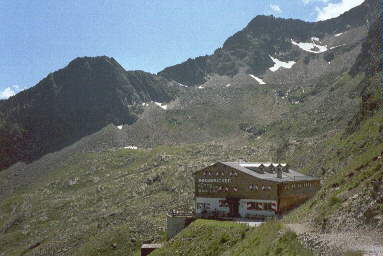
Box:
[151,220,313,256]
[285,74,383,231]
[151,72,382,255]
[0,72,375,256]
[0,33,379,255]
[151,101,382,256]
[0,142,276,256]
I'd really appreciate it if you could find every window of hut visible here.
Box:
[248,184,258,191]
[255,202,264,210]
[219,200,229,207]
[246,202,255,210]
[262,185,271,191]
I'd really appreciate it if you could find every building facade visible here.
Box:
[193,162,320,218]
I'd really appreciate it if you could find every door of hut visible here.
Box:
[227,198,240,217]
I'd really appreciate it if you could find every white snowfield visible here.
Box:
[154,102,168,110]
[225,83,231,87]
[142,102,149,107]
[198,85,205,89]
[269,56,296,72]
[334,32,343,37]
[249,74,266,85]
[291,38,328,53]
[117,125,123,130]
[177,82,188,88]
[124,146,138,150]
[329,44,346,50]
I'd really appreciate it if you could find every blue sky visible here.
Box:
[0,0,364,98]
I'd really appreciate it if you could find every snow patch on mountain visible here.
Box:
[329,44,346,50]
[124,146,138,150]
[269,56,296,72]
[154,102,168,110]
[177,83,188,88]
[291,39,328,53]
[249,74,266,85]
[117,125,123,130]
[198,85,205,89]
[225,84,231,87]
[335,32,343,37]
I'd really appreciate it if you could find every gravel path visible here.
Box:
[234,218,264,227]
[286,224,383,256]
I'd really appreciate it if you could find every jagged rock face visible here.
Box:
[350,18,382,76]
[0,56,179,170]
[158,0,376,87]
[345,18,382,134]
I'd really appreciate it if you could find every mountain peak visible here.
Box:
[0,56,178,170]
[65,56,124,73]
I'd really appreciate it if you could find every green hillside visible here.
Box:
[151,220,313,256]
[285,87,383,232]
[285,18,382,232]
[1,50,381,256]
[0,142,268,256]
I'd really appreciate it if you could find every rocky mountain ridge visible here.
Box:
[158,0,378,87]
[0,56,180,170]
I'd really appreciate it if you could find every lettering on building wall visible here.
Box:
[198,178,232,183]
